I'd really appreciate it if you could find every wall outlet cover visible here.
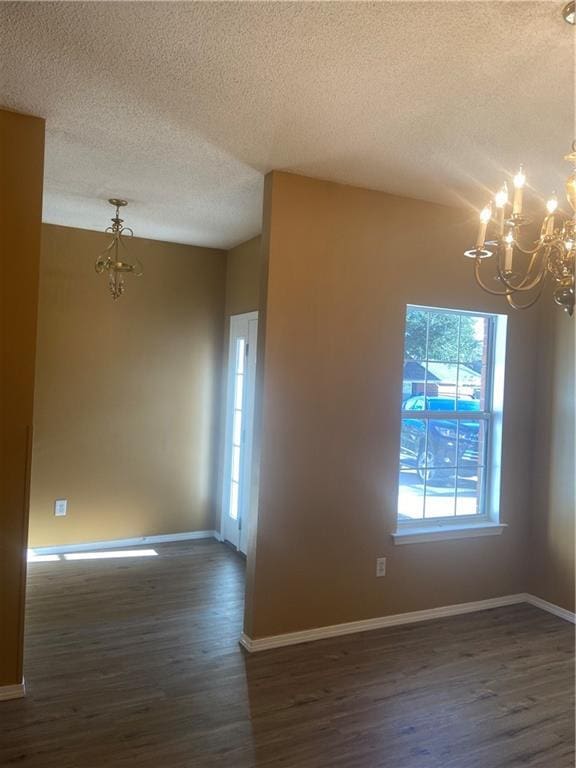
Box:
[376,557,386,577]
[54,499,67,517]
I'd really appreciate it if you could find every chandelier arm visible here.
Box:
[473,258,515,296]
[505,283,546,311]
[510,241,542,257]
[495,248,549,293]
[99,238,117,257]
[95,238,118,273]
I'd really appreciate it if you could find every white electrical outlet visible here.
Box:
[54,499,67,517]
[376,557,386,577]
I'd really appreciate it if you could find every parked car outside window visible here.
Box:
[400,395,481,483]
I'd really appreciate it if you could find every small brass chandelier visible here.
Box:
[465,4,575,316]
[95,199,143,300]
[465,143,576,316]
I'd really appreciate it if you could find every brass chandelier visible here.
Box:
[465,144,576,316]
[464,2,575,316]
[95,199,143,300]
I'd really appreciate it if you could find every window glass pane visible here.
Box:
[426,418,458,471]
[456,468,483,516]
[398,417,425,521]
[423,481,456,518]
[457,419,485,475]
[456,368,483,406]
[422,418,457,518]
[458,315,489,408]
[402,308,430,405]
[404,308,430,362]
[425,363,458,404]
[426,311,460,363]
[402,363,428,405]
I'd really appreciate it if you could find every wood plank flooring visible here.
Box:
[0,540,573,767]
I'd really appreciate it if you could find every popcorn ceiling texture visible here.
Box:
[0,1,573,248]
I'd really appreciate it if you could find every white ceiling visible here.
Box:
[1,1,574,249]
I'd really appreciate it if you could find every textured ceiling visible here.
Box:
[1,1,574,248]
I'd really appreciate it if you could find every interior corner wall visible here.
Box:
[244,170,541,640]
[28,224,227,548]
[529,294,575,611]
[0,108,45,687]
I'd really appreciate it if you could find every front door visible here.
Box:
[221,312,258,554]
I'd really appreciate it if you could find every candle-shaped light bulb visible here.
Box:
[494,183,508,208]
[512,166,526,216]
[475,204,492,250]
[514,167,526,189]
[545,192,558,236]
[495,183,508,235]
[546,193,558,214]
[504,229,514,272]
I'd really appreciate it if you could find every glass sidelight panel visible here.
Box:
[228,337,246,521]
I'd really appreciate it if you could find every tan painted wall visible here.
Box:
[245,171,540,639]
[530,294,575,611]
[0,109,45,687]
[28,224,226,548]
[225,236,261,317]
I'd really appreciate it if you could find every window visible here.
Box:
[395,305,507,538]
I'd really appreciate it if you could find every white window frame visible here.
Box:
[392,305,508,545]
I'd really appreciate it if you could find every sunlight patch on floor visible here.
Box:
[28,549,158,562]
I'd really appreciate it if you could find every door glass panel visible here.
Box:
[236,338,245,374]
[231,445,241,483]
[228,336,246,522]
[234,374,244,410]
[233,410,242,446]
[229,481,239,520]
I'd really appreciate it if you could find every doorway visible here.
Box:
[221,312,258,554]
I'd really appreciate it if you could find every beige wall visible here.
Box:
[244,171,541,639]
[225,236,261,317]
[530,293,575,611]
[29,224,226,548]
[0,109,44,687]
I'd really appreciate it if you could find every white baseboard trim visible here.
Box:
[239,594,528,652]
[525,593,576,624]
[29,530,219,556]
[0,681,25,701]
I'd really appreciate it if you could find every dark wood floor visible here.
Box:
[0,540,573,767]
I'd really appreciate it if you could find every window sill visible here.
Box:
[391,522,507,545]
